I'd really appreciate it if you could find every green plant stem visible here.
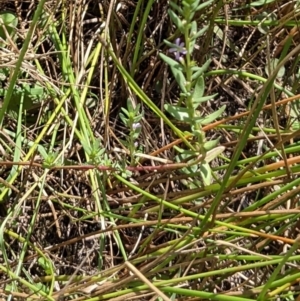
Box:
[215,19,297,27]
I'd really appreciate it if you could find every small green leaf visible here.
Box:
[203,138,221,151]
[164,104,190,121]
[126,98,134,113]
[265,58,285,78]
[0,68,8,81]
[120,107,129,116]
[190,21,197,35]
[168,9,184,32]
[191,59,211,80]
[200,161,212,185]
[189,21,197,51]
[193,94,218,108]
[163,39,176,49]
[119,112,128,126]
[38,257,52,275]
[182,1,196,20]
[89,139,105,160]
[7,83,44,112]
[0,12,18,26]
[42,151,59,168]
[36,145,48,160]
[195,0,214,11]
[189,0,201,11]
[170,66,187,93]
[193,76,204,99]
[0,12,18,41]
[133,113,144,123]
[190,25,209,40]
[29,84,44,96]
[169,1,183,14]
[159,52,183,69]
[195,105,226,125]
[205,146,225,163]
[175,151,198,174]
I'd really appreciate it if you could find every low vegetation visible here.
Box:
[0,0,300,300]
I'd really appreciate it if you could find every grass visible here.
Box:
[0,0,300,300]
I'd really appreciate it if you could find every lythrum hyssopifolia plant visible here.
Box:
[119,98,144,166]
[159,0,225,186]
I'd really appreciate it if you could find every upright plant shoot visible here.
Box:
[159,0,225,186]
